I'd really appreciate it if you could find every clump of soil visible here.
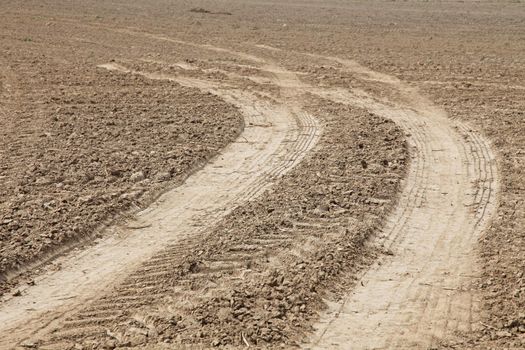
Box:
[190,7,232,16]
[190,7,212,14]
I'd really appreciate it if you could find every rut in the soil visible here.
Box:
[250,44,497,347]
[299,55,499,349]
[0,56,321,348]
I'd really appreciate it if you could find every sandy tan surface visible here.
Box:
[0,0,523,349]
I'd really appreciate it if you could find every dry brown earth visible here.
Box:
[0,0,523,349]
[0,7,243,293]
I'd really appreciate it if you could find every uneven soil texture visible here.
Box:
[0,8,243,292]
[0,1,524,350]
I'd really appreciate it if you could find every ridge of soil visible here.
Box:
[38,95,407,350]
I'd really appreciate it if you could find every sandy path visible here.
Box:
[299,56,499,349]
[0,60,321,348]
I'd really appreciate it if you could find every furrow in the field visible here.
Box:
[455,121,497,228]
[81,299,152,311]
[207,253,265,262]
[244,237,294,245]
[74,310,125,320]
[464,127,487,210]
[288,221,342,230]
[49,326,106,341]
[61,316,122,330]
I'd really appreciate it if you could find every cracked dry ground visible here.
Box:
[1,1,524,350]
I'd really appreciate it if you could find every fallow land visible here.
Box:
[0,1,523,349]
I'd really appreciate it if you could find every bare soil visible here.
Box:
[0,10,243,292]
[35,97,406,349]
[0,0,523,349]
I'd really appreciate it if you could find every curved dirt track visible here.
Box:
[0,35,498,349]
[0,53,321,348]
[245,44,498,348]
[300,56,499,349]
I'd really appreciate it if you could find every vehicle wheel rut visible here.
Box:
[0,53,321,348]
[294,55,499,349]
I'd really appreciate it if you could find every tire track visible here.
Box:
[0,56,321,348]
[0,34,499,349]
[291,54,500,349]
[38,62,322,348]
[120,45,499,348]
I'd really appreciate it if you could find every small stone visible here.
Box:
[155,172,171,182]
[20,340,37,348]
[130,171,145,182]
